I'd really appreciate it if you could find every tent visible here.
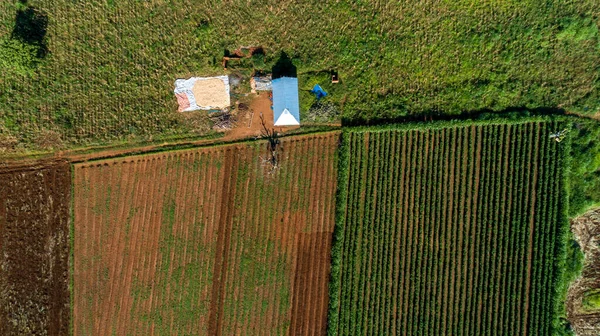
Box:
[310,84,328,100]
[272,77,300,126]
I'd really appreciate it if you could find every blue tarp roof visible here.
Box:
[310,84,327,100]
[272,77,300,126]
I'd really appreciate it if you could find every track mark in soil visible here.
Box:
[207,148,238,336]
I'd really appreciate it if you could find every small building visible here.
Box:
[272,77,300,126]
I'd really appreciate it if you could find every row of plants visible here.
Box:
[327,120,571,335]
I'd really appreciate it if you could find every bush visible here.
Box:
[582,290,600,311]
[0,38,39,75]
[568,119,600,217]
[251,53,266,70]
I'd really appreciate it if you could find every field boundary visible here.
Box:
[343,115,570,134]
[326,130,350,336]
[69,164,75,336]
[73,131,342,169]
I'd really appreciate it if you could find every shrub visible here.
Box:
[582,290,600,311]
[0,38,39,76]
[568,119,600,216]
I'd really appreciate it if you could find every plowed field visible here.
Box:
[73,132,339,335]
[0,161,71,335]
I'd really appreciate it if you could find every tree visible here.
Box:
[259,114,281,174]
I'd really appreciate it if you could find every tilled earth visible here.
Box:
[567,209,600,336]
[0,160,71,335]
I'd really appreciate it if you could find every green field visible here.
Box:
[1,1,599,152]
[328,120,572,335]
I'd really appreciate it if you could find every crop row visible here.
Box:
[327,121,570,336]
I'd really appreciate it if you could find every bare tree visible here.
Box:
[259,113,281,174]
[211,112,236,131]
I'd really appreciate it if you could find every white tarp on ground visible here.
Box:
[250,75,272,91]
[174,76,230,112]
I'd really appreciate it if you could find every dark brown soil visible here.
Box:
[0,161,71,336]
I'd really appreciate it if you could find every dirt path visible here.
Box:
[225,92,281,141]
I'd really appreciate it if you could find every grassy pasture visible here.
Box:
[0,0,599,152]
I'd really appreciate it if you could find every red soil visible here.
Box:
[73,132,340,335]
[290,232,333,336]
[223,92,300,142]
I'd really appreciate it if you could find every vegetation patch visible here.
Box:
[1,1,599,151]
[582,289,600,312]
[328,119,572,335]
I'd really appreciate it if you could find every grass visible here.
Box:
[0,0,599,152]
[567,118,600,216]
[582,289,600,312]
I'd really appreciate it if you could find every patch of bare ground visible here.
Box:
[0,161,71,336]
[223,92,300,142]
[567,209,600,336]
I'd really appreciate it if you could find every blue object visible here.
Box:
[272,77,300,126]
[310,84,328,100]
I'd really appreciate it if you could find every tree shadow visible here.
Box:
[272,51,297,79]
[341,106,570,126]
[11,2,48,58]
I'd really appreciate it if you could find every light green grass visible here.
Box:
[0,1,599,152]
[582,289,600,312]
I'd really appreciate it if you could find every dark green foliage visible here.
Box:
[0,37,38,75]
[328,120,572,335]
[327,131,349,336]
[0,2,48,75]
[568,119,600,216]
[250,52,266,71]
[11,4,47,57]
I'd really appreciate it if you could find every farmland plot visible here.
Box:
[73,132,338,335]
[0,161,71,335]
[328,121,570,335]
